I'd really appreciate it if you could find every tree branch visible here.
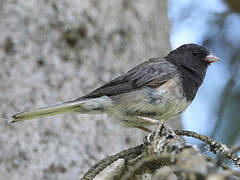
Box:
[81,144,146,180]
[81,127,240,180]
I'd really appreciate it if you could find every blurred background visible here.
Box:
[170,0,240,146]
[0,0,239,179]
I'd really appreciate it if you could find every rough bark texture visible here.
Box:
[82,126,240,180]
[0,0,170,179]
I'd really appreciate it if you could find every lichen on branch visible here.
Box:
[82,124,240,180]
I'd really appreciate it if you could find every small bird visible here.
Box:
[11,44,219,132]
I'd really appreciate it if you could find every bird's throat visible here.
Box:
[179,66,204,101]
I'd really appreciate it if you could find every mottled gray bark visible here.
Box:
[82,126,240,180]
[0,0,170,179]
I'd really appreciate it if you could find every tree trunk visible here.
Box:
[0,0,171,179]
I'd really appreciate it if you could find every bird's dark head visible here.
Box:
[165,43,220,101]
[165,43,219,77]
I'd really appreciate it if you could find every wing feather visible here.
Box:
[79,58,177,99]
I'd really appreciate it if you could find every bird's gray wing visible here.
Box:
[79,58,177,99]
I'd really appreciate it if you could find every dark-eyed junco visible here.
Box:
[11,44,219,132]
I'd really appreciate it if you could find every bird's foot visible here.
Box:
[134,117,177,144]
[158,123,176,138]
[141,123,177,145]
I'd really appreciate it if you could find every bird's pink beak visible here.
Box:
[205,53,220,63]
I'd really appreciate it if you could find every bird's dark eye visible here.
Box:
[192,51,198,56]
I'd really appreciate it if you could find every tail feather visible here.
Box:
[11,96,113,123]
[11,101,85,123]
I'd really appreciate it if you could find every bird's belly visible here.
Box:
[117,99,189,127]
[108,84,191,127]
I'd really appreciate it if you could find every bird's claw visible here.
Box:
[159,123,177,138]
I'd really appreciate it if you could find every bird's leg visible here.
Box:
[135,116,176,136]
[159,123,165,135]
[134,126,152,133]
[135,116,159,133]
[136,116,159,125]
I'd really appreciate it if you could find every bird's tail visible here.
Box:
[11,96,113,123]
